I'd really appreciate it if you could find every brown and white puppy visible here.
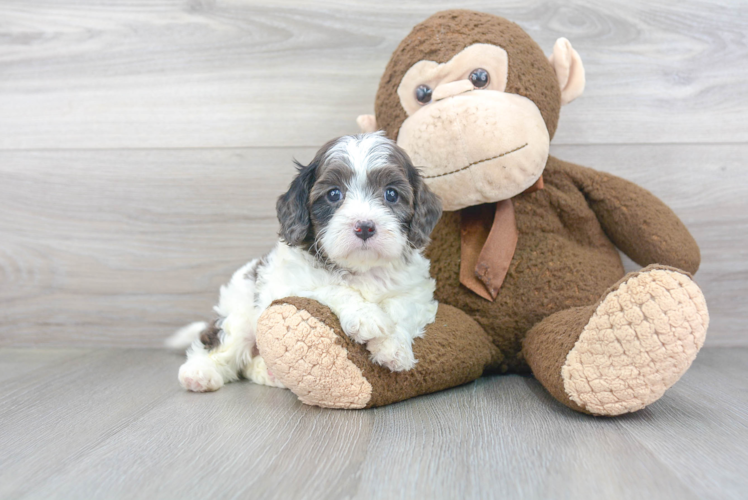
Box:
[169,133,442,392]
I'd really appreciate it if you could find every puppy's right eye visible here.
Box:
[415,85,432,104]
[327,188,342,202]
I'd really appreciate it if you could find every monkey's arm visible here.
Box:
[563,160,700,274]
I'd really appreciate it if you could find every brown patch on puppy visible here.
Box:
[364,147,442,249]
[276,139,340,248]
[405,163,442,249]
[366,164,414,228]
[308,161,354,237]
[243,254,269,282]
[199,321,222,350]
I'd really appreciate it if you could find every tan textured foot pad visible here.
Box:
[255,303,372,409]
[562,268,709,416]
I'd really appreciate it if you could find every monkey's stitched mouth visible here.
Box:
[422,143,528,179]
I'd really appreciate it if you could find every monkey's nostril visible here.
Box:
[354,221,376,241]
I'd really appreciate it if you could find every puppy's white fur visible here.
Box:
[172,134,439,392]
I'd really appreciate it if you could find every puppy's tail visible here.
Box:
[164,321,208,351]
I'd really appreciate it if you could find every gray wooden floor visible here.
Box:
[0,347,746,500]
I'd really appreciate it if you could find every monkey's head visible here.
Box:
[357,10,585,211]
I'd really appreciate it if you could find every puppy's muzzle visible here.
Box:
[354,220,376,241]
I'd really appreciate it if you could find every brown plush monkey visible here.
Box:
[255,10,709,416]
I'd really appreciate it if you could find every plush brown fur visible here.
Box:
[522,304,595,414]
[426,156,700,373]
[375,10,562,141]
[256,10,707,415]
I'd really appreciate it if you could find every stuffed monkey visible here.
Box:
[255,10,709,416]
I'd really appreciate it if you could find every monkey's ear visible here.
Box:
[548,38,585,105]
[356,114,378,133]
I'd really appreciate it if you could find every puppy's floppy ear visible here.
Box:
[277,159,318,247]
[407,166,443,249]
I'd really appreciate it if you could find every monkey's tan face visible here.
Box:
[395,44,551,211]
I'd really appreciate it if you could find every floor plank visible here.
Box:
[0,348,92,383]
[356,377,700,500]
[1,144,744,347]
[0,349,181,498]
[1,0,746,149]
[26,383,374,500]
[0,347,744,499]
[615,349,748,500]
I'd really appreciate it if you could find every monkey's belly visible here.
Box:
[427,209,625,373]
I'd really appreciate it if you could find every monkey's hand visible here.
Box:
[562,159,700,273]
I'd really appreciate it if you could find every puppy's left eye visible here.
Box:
[384,188,399,203]
[327,188,342,202]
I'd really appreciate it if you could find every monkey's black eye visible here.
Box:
[327,188,342,203]
[384,188,399,203]
[415,85,432,104]
[469,68,490,88]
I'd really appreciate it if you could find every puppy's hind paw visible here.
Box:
[366,337,417,372]
[178,361,224,392]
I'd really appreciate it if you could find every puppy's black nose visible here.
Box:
[354,220,376,241]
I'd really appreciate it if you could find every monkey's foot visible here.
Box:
[525,265,709,416]
[256,299,372,409]
[255,297,500,409]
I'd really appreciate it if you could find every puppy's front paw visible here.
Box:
[366,336,417,372]
[340,303,394,343]
[179,360,224,392]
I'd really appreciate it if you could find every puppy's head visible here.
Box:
[277,133,442,271]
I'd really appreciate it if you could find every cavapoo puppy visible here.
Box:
[168,133,443,392]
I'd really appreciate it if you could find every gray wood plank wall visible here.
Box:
[1,0,746,347]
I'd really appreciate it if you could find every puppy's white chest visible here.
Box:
[343,275,395,303]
